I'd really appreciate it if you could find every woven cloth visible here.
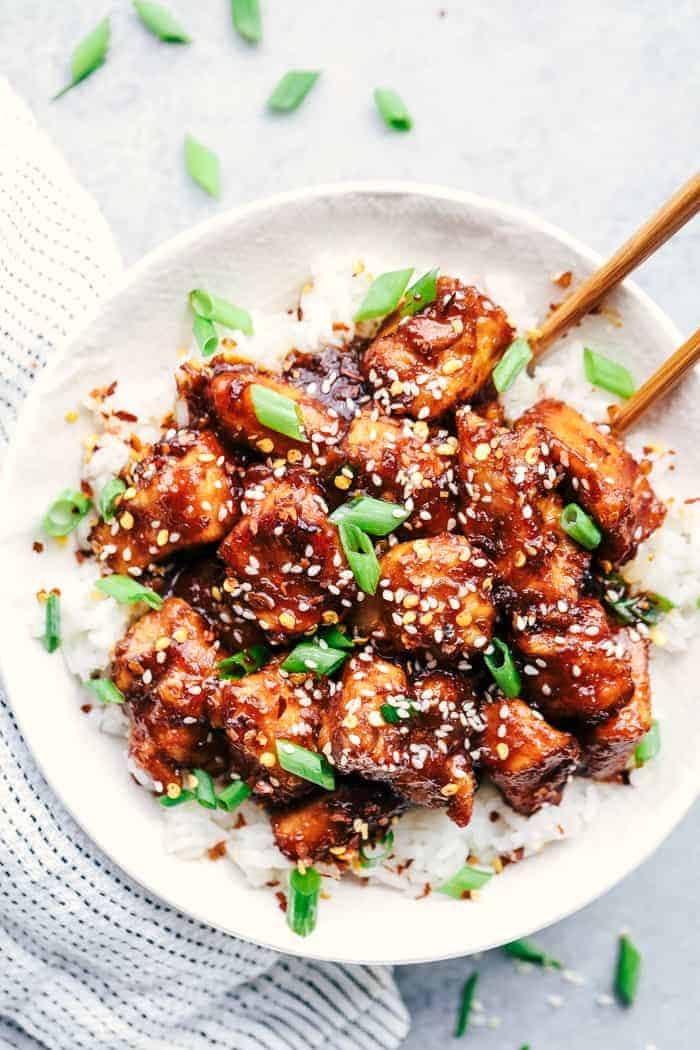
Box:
[0,79,409,1050]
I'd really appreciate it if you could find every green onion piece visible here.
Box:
[560,503,602,550]
[634,720,660,767]
[503,938,562,968]
[484,639,521,699]
[454,971,479,1038]
[649,592,675,613]
[400,268,439,317]
[193,315,218,358]
[231,0,261,43]
[133,2,191,42]
[159,789,195,807]
[493,337,533,393]
[53,17,110,99]
[216,780,251,812]
[354,268,414,322]
[317,624,354,651]
[330,495,410,536]
[98,478,126,522]
[250,384,307,442]
[438,864,493,899]
[584,348,636,400]
[338,522,380,595]
[189,289,254,336]
[95,574,164,610]
[373,88,413,131]
[42,489,92,537]
[603,573,671,628]
[281,643,348,677]
[287,866,321,937]
[87,678,125,705]
[184,134,220,198]
[43,593,61,653]
[359,830,394,869]
[380,700,415,724]
[276,740,335,790]
[615,934,642,1005]
[218,644,269,680]
[268,71,320,113]
[192,768,217,809]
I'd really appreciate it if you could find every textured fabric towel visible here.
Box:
[0,78,409,1050]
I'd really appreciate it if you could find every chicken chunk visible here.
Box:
[283,341,370,422]
[371,534,496,662]
[113,598,225,789]
[271,779,405,864]
[90,429,238,574]
[218,465,357,641]
[517,399,665,564]
[362,276,513,420]
[580,634,651,779]
[167,554,266,652]
[321,650,478,826]
[341,408,458,535]
[476,698,580,815]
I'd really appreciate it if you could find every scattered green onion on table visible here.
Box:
[373,88,413,131]
[454,971,479,1037]
[53,16,110,99]
[184,134,220,198]
[231,0,262,43]
[133,2,191,43]
[615,934,642,1005]
[503,937,562,968]
[268,71,320,113]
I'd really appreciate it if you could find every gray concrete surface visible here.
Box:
[2,1,699,1046]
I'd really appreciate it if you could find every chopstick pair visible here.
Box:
[527,171,700,434]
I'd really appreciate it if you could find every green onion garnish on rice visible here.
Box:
[159,789,196,807]
[216,780,251,812]
[231,0,262,43]
[400,268,439,317]
[133,2,191,43]
[218,645,269,680]
[503,938,562,968]
[454,971,479,1037]
[43,489,92,537]
[43,593,61,653]
[483,638,521,698]
[189,289,253,335]
[359,830,394,869]
[193,315,218,358]
[634,720,661,767]
[191,768,218,809]
[603,573,672,627]
[560,503,602,550]
[583,347,636,400]
[287,866,321,937]
[95,574,163,610]
[438,864,493,899]
[615,934,642,1005]
[493,338,533,393]
[184,134,220,198]
[250,384,307,442]
[354,268,414,322]
[268,71,320,113]
[330,495,410,535]
[98,478,126,522]
[337,521,380,595]
[87,678,125,705]
[373,88,413,132]
[275,740,335,790]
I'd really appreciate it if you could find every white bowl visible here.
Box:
[1,181,698,965]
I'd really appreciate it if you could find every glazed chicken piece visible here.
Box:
[513,598,634,725]
[362,276,513,420]
[271,778,405,864]
[370,534,496,662]
[341,408,459,535]
[321,650,478,827]
[168,553,266,652]
[517,399,666,564]
[208,655,331,804]
[476,698,580,815]
[580,633,651,779]
[112,598,225,790]
[90,429,238,575]
[283,342,370,422]
[218,464,357,641]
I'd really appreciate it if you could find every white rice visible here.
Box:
[56,255,700,898]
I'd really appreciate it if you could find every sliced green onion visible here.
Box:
[330,495,410,536]
[503,938,562,969]
[98,478,126,522]
[338,522,380,595]
[53,17,110,99]
[250,384,307,442]
[43,593,61,653]
[193,315,218,357]
[560,503,602,550]
[359,830,394,869]
[42,489,92,537]
[184,134,220,198]
[192,768,217,809]
[268,71,320,113]
[380,701,415,723]
[189,289,253,336]
[231,0,262,43]
[87,678,125,705]
[354,268,414,322]
[438,864,493,899]
[634,720,660,767]
[584,348,635,400]
[287,866,321,937]
[603,573,671,627]
[373,88,412,131]
[615,934,642,1005]
[317,625,354,651]
[276,740,335,790]
[484,639,521,699]
[493,337,533,393]
[649,592,675,613]
[159,788,195,807]
[218,644,269,679]
[281,643,348,677]
[216,780,251,812]
[400,268,439,317]
[95,574,163,610]
[454,971,479,1038]
[133,2,191,42]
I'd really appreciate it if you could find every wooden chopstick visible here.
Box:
[530,172,700,362]
[609,326,700,435]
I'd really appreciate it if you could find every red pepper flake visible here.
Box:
[115,410,138,423]
[553,270,573,289]
[489,810,500,822]
[80,479,94,498]
[332,322,350,332]
[275,891,288,913]
[233,813,247,829]
[80,704,93,714]
[74,550,86,564]
[207,840,227,861]
[32,541,44,554]
[417,882,432,899]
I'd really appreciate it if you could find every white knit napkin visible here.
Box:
[0,78,409,1050]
